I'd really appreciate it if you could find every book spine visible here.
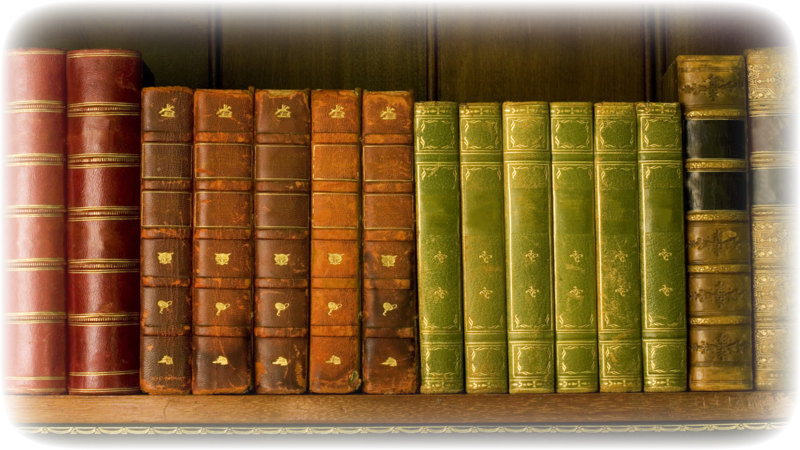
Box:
[502,101,554,393]
[414,102,465,394]
[550,102,598,393]
[677,55,753,391]
[361,91,417,394]
[192,89,254,394]
[66,49,142,394]
[460,102,508,394]
[594,102,642,393]
[140,86,194,394]
[636,102,688,392]
[5,48,67,395]
[308,89,362,393]
[253,89,311,394]
[745,47,795,391]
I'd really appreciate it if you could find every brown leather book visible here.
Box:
[253,89,311,394]
[5,48,68,395]
[192,89,254,394]
[140,87,194,394]
[308,89,363,393]
[66,49,142,394]
[361,91,418,394]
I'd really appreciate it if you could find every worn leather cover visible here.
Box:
[66,49,142,394]
[745,47,795,391]
[460,103,508,394]
[6,48,67,394]
[309,89,362,393]
[551,102,598,393]
[502,101,554,393]
[636,102,688,392]
[594,103,642,393]
[140,86,193,394]
[361,91,417,394]
[677,55,753,392]
[192,89,254,394]
[414,102,465,394]
[253,89,310,394]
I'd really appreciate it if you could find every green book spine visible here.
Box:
[502,101,554,393]
[414,102,465,394]
[636,102,687,392]
[594,102,643,393]
[460,103,508,393]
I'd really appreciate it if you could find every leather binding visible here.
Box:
[677,55,753,391]
[636,102,688,392]
[550,102,598,393]
[309,89,363,393]
[253,89,310,394]
[502,101,554,393]
[140,86,194,394]
[361,91,417,394]
[192,89,254,394]
[414,102,465,394]
[594,102,642,393]
[66,49,142,394]
[6,48,67,394]
[460,103,508,394]
[745,47,795,391]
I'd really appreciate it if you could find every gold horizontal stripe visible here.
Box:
[7,100,64,106]
[67,217,138,222]
[68,102,139,108]
[67,153,138,160]
[8,388,67,393]
[685,159,747,171]
[194,142,252,147]
[7,153,65,160]
[7,267,64,272]
[364,227,414,230]
[688,264,751,274]
[193,226,251,229]
[68,164,139,169]
[68,322,138,327]
[256,193,308,196]
[255,178,308,182]
[7,162,64,167]
[69,312,139,319]
[685,110,746,119]
[195,176,251,180]
[312,226,358,229]
[6,311,66,317]
[68,205,138,211]
[255,226,307,230]
[69,370,138,377]
[312,178,359,181]
[689,316,750,326]
[686,211,749,222]
[8,204,65,211]
[9,50,66,56]
[67,52,139,58]
[6,108,64,114]
[8,259,66,269]
[6,320,64,324]
[8,214,64,218]
[752,206,793,217]
[255,144,307,148]
[69,258,137,264]
[6,376,66,381]
[67,112,140,117]
[68,388,141,394]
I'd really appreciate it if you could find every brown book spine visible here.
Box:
[66,49,142,394]
[140,87,194,394]
[309,89,363,393]
[253,90,311,394]
[361,91,418,394]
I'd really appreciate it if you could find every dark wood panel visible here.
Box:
[5,3,212,89]
[437,5,647,104]
[219,5,428,101]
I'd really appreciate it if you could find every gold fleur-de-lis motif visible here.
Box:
[275,104,291,118]
[327,302,342,316]
[157,355,173,365]
[274,253,289,266]
[433,287,447,299]
[328,253,343,265]
[569,286,584,299]
[434,251,447,263]
[329,105,345,119]
[479,287,493,299]
[157,252,173,265]
[479,251,492,263]
[616,285,630,297]
[613,250,628,263]
[325,355,341,365]
[659,285,673,296]
[214,253,230,266]
[272,357,288,366]
[525,250,538,263]
[570,250,583,263]
[212,356,229,365]
[659,249,672,261]
[381,255,396,267]
[275,303,289,316]
[382,302,398,316]
[525,286,539,298]
[380,106,397,120]
[215,302,231,316]
[216,104,233,118]
[159,104,175,118]
[157,300,172,314]
[381,357,398,367]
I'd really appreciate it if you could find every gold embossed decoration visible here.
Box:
[525,286,539,298]
[325,355,341,365]
[327,253,343,265]
[212,356,229,365]
[274,253,289,266]
[381,357,398,367]
[216,104,233,118]
[479,251,492,263]
[433,287,447,300]
[158,104,175,118]
[327,302,342,316]
[380,106,397,120]
[382,302,398,316]
[157,252,173,265]
[274,303,289,316]
[214,253,230,266]
[157,300,172,314]
[381,255,397,267]
[157,355,174,365]
[275,105,291,118]
[479,287,493,299]
[659,285,673,296]
[659,249,672,261]
[569,250,583,263]
[434,251,447,263]
[524,250,538,263]
[329,105,345,119]
[272,357,289,366]
[215,302,230,316]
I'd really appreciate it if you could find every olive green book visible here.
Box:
[636,102,687,392]
[414,102,464,394]
[502,101,554,393]
[550,102,598,393]
[460,102,508,394]
[594,102,643,392]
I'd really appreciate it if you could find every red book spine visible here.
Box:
[140,87,194,394]
[5,48,67,395]
[253,90,311,394]
[66,49,142,394]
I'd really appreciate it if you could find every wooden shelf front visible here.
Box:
[7,392,794,426]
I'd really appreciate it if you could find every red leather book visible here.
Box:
[192,89,254,394]
[253,89,311,394]
[5,48,67,395]
[140,87,194,394]
[66,49,142,394]
[308,89,362,393]
[361,91,418,394]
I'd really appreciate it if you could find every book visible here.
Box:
[550,102,598,393]
[253,89,311,394]
[192,89,254,394]
[5,48,68,395]
[593,102,642,393]
[361,91,418,394]
[677,55,753,391]
[502,101,555,393]
[414,101,465,394]
[745,46,795,391]
[308,89,363,393]
[140,86,194,394]
[636,102,688,392]
[66,49,142,394]
[460,102,508,394]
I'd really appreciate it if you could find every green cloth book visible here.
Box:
[460,102,508,393]
[502,101,554,393]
